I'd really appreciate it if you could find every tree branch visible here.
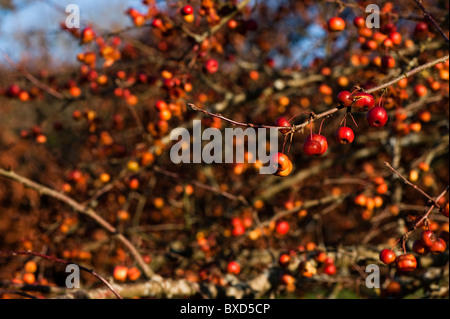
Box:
[0,168,155,279]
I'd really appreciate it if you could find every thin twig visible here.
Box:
[0,49,65,100]
[384,161,443,208]
[0,250,123,299]
[364,55,449,94]
[413,0,449,42]
[0,168,154,279]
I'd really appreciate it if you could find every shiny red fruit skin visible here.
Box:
[275,117,291,134]
[429,238,446,254]
[227,261,240,274]
[381,55,395,69]
[421,230,436,247]
[276,221,290,235]
[335,127,354,144]
[328,17,345,31]
[396,254,417,272]
[303,138,322,156]
[351,92,375,112]
[152,18,163,28]
[379,249,396,265]
[324,263,337,275]
[205,59,219,74]
[412,240,429,255]
[414,22,428,35]
[272,152,291,172]
[337,91,353,107]
[311,134,328,155]
[182,5,193,15]
[353,16,365,28]
[367,107,388,127]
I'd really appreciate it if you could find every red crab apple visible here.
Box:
[275,117,291,134]
[324,263,337,275]
[429,238,446,254]
[272,152,293,177]
[353,16,365,28]
[421,230,437,247]
[381,55,395,69]
[367,107,388,127]
[81,27,95,43]
[227,261,240,274]
[328,17,345,31]
[351,92,375,112]
[396,254,417,272]
[303,134,328,156]
[181,5,193,15]
[276,221,290,235]
[379,249,396,265]
[337,90,353,107]
[335,127,354,144]
[204,58,219,74]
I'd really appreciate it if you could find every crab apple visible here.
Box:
[353,16,365,28]
[183,14,194,23]
[313,134,328,154]
[155,100,168,111]
[367,107,388,127]
[328,17,345,31]
[414,84,427,97]
[442,203,449,218]
[379,249,396,265]
[232,223,245,236]
[7,84,21,97]
[227,19,238,29]
[152,18,163,29]
[24,261,37,273]
[315,251,327,263]
[351,92,375,112]
[381,55,395,69]
[303,138,322,156]
[81,27,95,43]
[278,253,291,267]
[181,5,193,15]
[159,109,172,121]
[280,274,295,286]
[335,127,354,144]
[127,267,141,281]
[113,266,128,282]
[421,230,437,247]
[204,58,219,74]
[323,263,337,275]
[389,31,402,45]
[275,221,290,235]
[429,238,446,254]
[275,117,291,134]
[414,22,428,36]
[412,240,428,255]
[396,254,417,272]
[337,90,353,107]
[272,153,293,177]
[23,272,36,284]
[272,152,291,172]
[304,134,328,156]
[227,261,240,274]
[274,160,293,177]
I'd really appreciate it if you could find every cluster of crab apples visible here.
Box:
[272,90,387,176]
[379,228,447,273]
